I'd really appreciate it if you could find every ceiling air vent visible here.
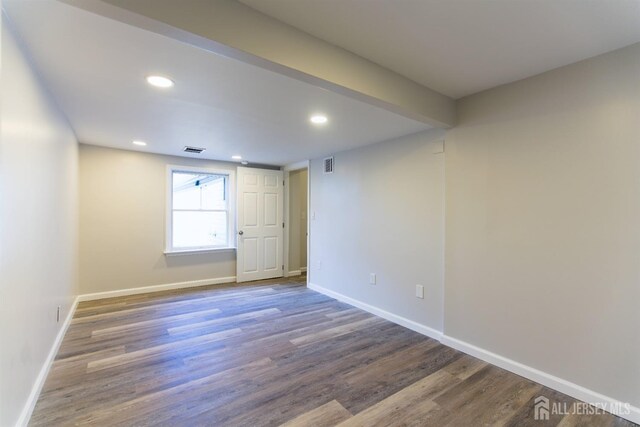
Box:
[323,156,334,174]
[183,146,206,154]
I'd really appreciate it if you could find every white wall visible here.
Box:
[288,168,307,273]
[445,42,640,410]
[0,17,79,426]
[79,144,243,294]
[309,129,445,333]
[3,6,638,423]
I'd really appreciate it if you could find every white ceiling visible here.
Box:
[241,0,640,99]
[4,1,430,166]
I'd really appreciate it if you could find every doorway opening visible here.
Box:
[285,166,308,282]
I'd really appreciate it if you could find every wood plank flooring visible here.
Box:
[30,276,636,426]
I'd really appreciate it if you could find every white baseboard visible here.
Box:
[308,281,638,425]
[17,279,639,426]
[307,282,443,341]
[16,295,80,427]
[78,276,237,302]
[300,267,307,273]
[440,335,640,424]
[288,270,302,277]
[16,275,235,425]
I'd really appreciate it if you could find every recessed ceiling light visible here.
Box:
[146,75,174,88]
[241,161,249,165]
[132,140,147,146]
[232,155,242,160]
[310,114,328,124]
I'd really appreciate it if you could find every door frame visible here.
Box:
[283,160,310,286]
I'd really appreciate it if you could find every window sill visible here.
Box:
[164,247,236,256]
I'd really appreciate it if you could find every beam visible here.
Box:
[59,0,456,128]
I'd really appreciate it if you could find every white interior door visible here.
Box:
[237,167,284,282]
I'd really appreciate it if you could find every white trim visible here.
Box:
[164,247,236,256]
[17,296,80,427]
[307,281,639,425]
[283,160,310,171]
[440,335,640,425]
[19,281,637,426]
[284,170,290,277]
[308,282,442,341]
[300,267,307,272]
[288,270,302,276]
[306,165,310,288]
[78,276,236,302]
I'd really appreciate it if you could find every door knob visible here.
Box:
[238,230,244,235]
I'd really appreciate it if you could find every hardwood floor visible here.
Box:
[31,276,635,426]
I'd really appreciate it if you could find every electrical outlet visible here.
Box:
[56,306,61,322]
[369,273,376,285]
[311,211,316,220]
[316,260,322,271]
[416,285,424,299]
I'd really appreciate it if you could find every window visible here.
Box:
[166,166,235,254]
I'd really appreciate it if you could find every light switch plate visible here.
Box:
[416,285,424,299]
[369,273,376,285]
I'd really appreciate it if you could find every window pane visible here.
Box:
[173,172,227,210]
[201,177,227,210]
[173,184,201,210]
[173,211,227,248]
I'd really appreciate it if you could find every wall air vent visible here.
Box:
[323,156,334,174]
[183,146,206,154]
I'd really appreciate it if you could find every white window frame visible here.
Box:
[165,165,236,255]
